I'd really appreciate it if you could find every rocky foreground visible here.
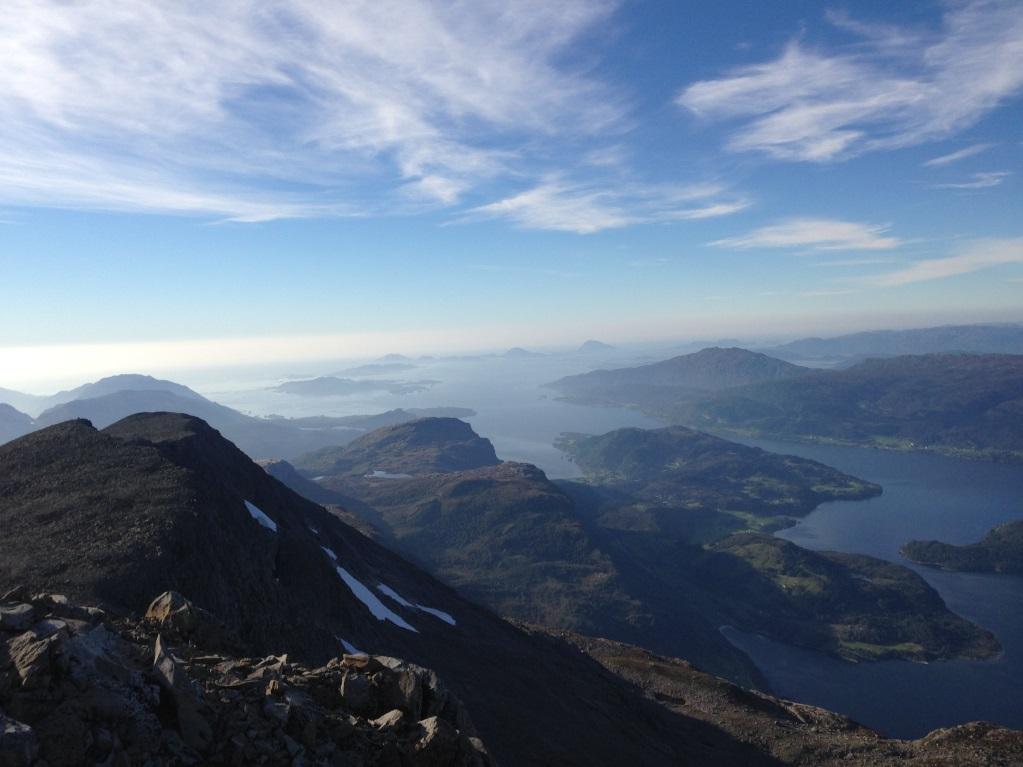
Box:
[0,590,491,767]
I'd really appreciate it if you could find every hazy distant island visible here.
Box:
[273,375,438,396]
[901,520,1023,574]
[503,347,545,358]
[334,362,418,376]
[578,339,616,353]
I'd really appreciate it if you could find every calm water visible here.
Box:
[724,437,1023,738]
[204,354,662,478]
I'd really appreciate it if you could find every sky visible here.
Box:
[1,0,1022,387]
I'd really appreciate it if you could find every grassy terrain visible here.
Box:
[556,425,881,519]
[700,534,1001,662]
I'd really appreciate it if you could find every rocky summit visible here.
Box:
[0,588,492,766]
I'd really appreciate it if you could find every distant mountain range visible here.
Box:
[0,402,33,444]
[549,347,1023,462]
[0,374,474,460]
[547,346,809,408]
[676,353,1023,461]
[760,323,1023,363]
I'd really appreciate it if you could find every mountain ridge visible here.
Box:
[0,412,756,765]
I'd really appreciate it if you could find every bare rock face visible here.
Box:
[0,590,493,767]
[0,709,38,767]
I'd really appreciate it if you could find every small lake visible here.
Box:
[724,436,1023,738]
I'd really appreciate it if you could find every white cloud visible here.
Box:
[711,218,901,251]
[0,0,622,219]
[468,178,748,234]
[923,143,995,167]
[799,289,857,297]
[870,237,1023,286]
[932,171,1011,189]
[677,1,1023,161]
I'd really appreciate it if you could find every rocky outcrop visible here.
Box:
[0,590,491,766]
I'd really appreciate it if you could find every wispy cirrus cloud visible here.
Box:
[869,237,1023,286]
[467,177,749,234]
[676,1,1023,162]
[0,0,625,220]
[711,218,901,251]
[931,171,1012,189]
[923,143,995,167]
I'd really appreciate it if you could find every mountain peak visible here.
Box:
[297,417,500,477]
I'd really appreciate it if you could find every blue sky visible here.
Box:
[1,0,1021,385]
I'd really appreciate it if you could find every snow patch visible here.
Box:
[377,583,456,626]
[367,470,413,479]
[417,606,457,626]
[337,636,367,656]
[321,546,338,561]
[244,500,277,532]
[336,567,417,632]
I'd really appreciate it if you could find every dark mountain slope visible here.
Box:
[548,346,808,407]
[295,454,763,687]
[0,413,765,766]
[902,519,1023,574]
[676,353,1023,461]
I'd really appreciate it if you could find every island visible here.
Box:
[901,520,1023,574]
